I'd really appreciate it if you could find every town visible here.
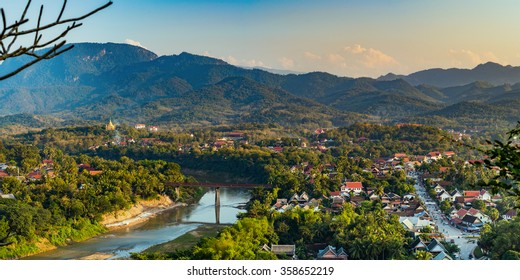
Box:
[1,121,518,260]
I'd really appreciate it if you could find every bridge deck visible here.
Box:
[166,182,272,189]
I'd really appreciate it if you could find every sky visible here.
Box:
[4,0,520,77]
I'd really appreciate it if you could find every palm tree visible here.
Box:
[348,239,365,260]
[415,250,433,260]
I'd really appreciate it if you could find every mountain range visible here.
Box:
[0,43,519,130]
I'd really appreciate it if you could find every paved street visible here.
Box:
[410,175,478,260]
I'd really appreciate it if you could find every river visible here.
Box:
[25,188,251,260]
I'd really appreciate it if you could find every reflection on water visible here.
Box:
[25,188,250,260]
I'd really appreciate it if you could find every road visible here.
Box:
[410,175,478,260]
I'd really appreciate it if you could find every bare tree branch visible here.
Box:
[0,0,113,81]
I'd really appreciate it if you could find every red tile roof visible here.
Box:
[468,208,480,216]
[464,191,480,197]
[344,182,363,190]
[27,171,42,179]
[456,209,468,217]
[330,191,341,197]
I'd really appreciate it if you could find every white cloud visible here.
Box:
[327,53,345,64]
[221,55,267,68]
[448,49,501,67]
[345,44,366,55]
[298,44,401,77]
[124,39,147,49]
[303,51,321,61]
[224,55,239,65]
[279,57,295,69]
[344,44,398,68]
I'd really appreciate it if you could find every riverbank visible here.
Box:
[15,195,189,260]
[102,195,187,230]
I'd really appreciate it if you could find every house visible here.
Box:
[288,193,311,207]
[449,190,463,201]
[329,191,342,198]
[439,167,450,173]
[426,151,442,161]
[454,209,468,219]
[502,209,517,221]
[289,193,300,204]
[331,196,345,209]
[450,217,463,228]
[273,199,288,209]
[465,190,481,198]
[478,190,492,201]
[314,128,326,135]
[467,208,479,216]
[148,126,158,132]
[455,196,475,206]
[433,184,445,194]
[0,170,9,177]
[409,238,428,252]
[317,245,348,260]
[394,153,408,159]
[467,208,491,224]
[368,191,380,201]
[461,215,483,228]
[270,245,296,259]
[27,171,42,180]
[340,182,364,194]
[427,238,448,254]
[443,151,456,158]
[432,250,453,260]
[298,192,310,204]
[134,124,146,129]
[349,195,366,206]
[437,190,452,202]
[400,217,435,233]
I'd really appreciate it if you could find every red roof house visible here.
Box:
[341,182,364,194]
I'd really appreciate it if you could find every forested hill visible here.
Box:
[0,43,519,130]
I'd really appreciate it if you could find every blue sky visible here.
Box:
[4,0,520,77]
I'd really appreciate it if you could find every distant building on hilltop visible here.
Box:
[106,119,116,131]
[135,124,146,130]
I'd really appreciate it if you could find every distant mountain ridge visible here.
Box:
[378,62,520,87]
[0,42,519,130]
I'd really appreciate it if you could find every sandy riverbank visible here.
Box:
[102,195,187,230]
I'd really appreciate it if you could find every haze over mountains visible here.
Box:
[0,43,519,130]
